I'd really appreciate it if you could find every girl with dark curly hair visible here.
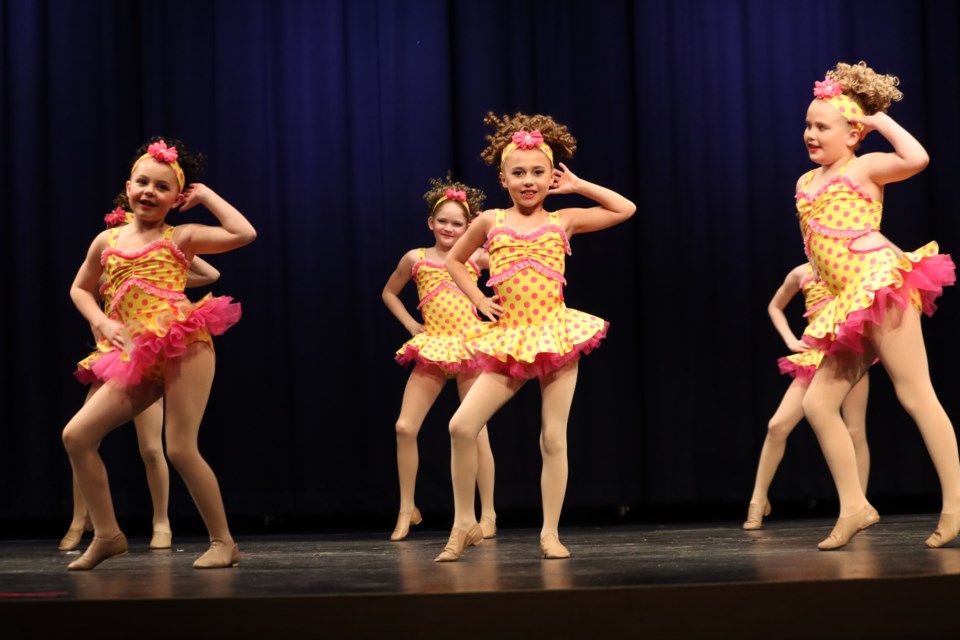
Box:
[62,137,256,570]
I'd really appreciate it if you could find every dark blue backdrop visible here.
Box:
[2,0,959,533]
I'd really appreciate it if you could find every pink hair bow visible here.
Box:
[813,78,843,99]
[511,130,544,150]
[104,207,127,228]
[147,140,179,163]
[445,189,467,202]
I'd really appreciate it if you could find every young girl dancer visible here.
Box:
[382,177,498,541]
[743,263,870,530]
[63,137,256,569]
[796,62,959,549]
[60,206,221,552]
[437,113,636,561]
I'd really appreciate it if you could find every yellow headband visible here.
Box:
[813,78,865,134]
[433,189,470,215]
[130,140,186,189]
[500,130,554,165]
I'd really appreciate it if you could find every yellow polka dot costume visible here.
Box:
[796,160,955,357]
[76,225,240,385]
[776,264,833,383]
[394,249,484,375]
[464,209,608,379]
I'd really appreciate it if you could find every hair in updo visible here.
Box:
[827,61,903,115]
[115,136,208,210]
[480,112,577,167]
[422,173,485,221]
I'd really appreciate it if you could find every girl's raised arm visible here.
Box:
[173,184,257,256]
[853,111,929,186]
[550,163,636,236]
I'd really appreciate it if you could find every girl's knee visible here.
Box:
[766,418,791,440]
[395,418,418,440]
[166,444,200,470]
[139,444,165,466]
[539,432,567,457]
[448,415,476,443]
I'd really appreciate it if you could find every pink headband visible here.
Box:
[130,140,186,189]
[433,188,470,215]
[500,130,554,165]
[813,78,865,134]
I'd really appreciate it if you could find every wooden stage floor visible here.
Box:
[2,513,959,639]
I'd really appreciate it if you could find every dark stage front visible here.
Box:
[2,514,959,639]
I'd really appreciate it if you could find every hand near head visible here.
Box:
[548,162,581,196]
[178,183,210,212]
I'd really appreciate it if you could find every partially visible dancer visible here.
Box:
[743,263,870,530]
[382,176,497,542]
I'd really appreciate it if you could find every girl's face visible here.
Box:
[500,149,553,207]
[428,201,470,250]
[126,157,184,221]
[804,99,861,165]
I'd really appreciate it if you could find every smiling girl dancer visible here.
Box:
[382,176,497,541]
[796,62,958,549]
[63,137,256,569]
[437,113,635,561]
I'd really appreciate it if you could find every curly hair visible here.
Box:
[480,112,577,167]
[130,135,207,187]
[826,61,903,115]
[112,136,207,212]
[423,173,486,220]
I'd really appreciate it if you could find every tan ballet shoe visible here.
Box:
[479,516,497,539]
[540,533,571,559]
[149,530,173,550]
[193,540,240,569]
[390,507,423,541]
[67,532,128,571]
[925,512,960,548]
[742,500,772,531]
[817,504,880,550]
[434,524,483,562]
[58,517,93,551]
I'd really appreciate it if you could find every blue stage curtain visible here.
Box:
[2,0,959,529]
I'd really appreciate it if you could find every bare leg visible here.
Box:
[132,397,171,539]
[748,380,807,506]
[840,372,871,493]
[391,364,446,539]
[538,362,578,539]
[457,372,496,525]
[868,303,960,513]
[162,343,235,558]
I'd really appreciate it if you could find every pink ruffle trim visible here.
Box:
[75,296,241,386]
[394,345,477,373]
[777,357,815,384]
[805,253,955,356]
[473,321,609,379]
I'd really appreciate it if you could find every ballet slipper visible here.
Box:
[149,530,173,549]
[540,533,571,559]
[58,517,93,551]
[925,512,960,548]
[817,504,880,550]
[390,507,423,541]
[434,524,483,562]
[479,516,497,539]
[67,532,128,571]
[742,500,772,531]
[193,540,240,569]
